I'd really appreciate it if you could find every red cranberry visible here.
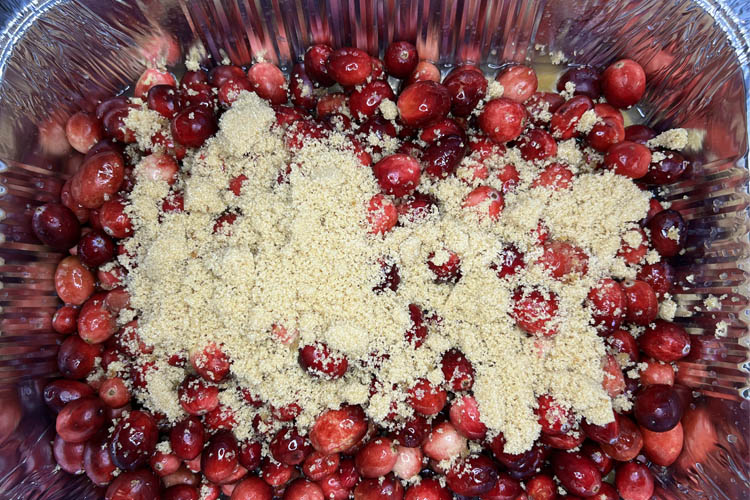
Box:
[600,414,643,461]
[479,98,526,143]
[617,227,648,265]
[55,397,105,443]
[518,128,557,161]
[370,56,385,80]
[283,479,324,500]
[239,440,262,471]
[641,421,683,466]
[349,80,395,120]
[216,77,252,108]
[489,435,548,477]
[78,293,117,343]
[580,441,614,475]
[420,118,466,144]
[302,451,339,481]
[83,433,116,486]
[525,474,557,500]
[202,431,240,483]
[496,65,538,103]
[374,258,401,293]
[581,417,619,445]
[443,65,488,117]
[633,384,683,432]
[372,153,421,197]
[405,479,451,500]
[32,203,81,250]
[642,150,688,184]
[288,63,317,110]
[492,245,525,279]
[55,256,94,305]
[135,68,176,99]
[77,230,114,268]
[537,240,588,279]
[70,150,125,209]
[327,48,372,86]
[299,343,349,379]
[384,41,418,78]
[169,416,204,460]
[53,305,79,334]
[601,354,626,397]
[532,163,573,190]
[98,377,129,408]
[526,92,564,125]
[389,414,430,448]
[462,186,505,221]
[552,451,602,497]
[57,335,100,379]
[556,66,601,99]
[367,194,398,235]
[449,395,487,440]
[309,405,368,454]
[304,44,335,86]
[66,112,103,154]
[44,379,94,413]
[621,279,658,325]
[190,342,231,382]
[603,141,651,178]
[271,427,312,465]
[511,288,559,336]
[422,135,466,179]
[601,59,646,109]
[587,117,625,152]
[163,485,199,500]
[624,124,656,144]
[247,62,288,104]
[208,65,245,87]
[53,433,85,474]
[639,358,675,386]
[615,462,654,500]
[99,196,133,239]
[647,209,686,257]
[549,95,593,139]
[446,455,498,496]
[355,437,398,478]
[181,69,208,88]
[406,60,441,85]
[171,106,217,148]
[427,249,462,283]
[407,378,447,416]
[353,474,404,499]
[398,81,451,126]
[102,105,136,143]
[397,192,437,224]
[639,320,691,362]
[105,469,159,500]
[535,394,574,435]
[109,410,158,470]
[178,82,215,109]
[608,329,640,363]
[178,375,220,415]
[441,348,474,391]
[147,84,180,118]
[587,278,625,333]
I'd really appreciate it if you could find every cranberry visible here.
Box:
[423,421,467,461]
[354,437,398,478]
[587,117,625,152]
[287,63,317,111]
[70,150,125,209]
[181,70,209,88]
[420,118,466,144]
[441,348,474,390]
[617,227,648,265]
[624,124,656,144]
[511,287,559,336]
[102,105,136,143]
[600,414,643,461]
[99,196,133,238]
[178,82,215,109]
[397,192,437,224]
[608,329,640,363]
[138,152,178,184]
[327,48,372,86]
[163,485,199,500]
[556,66,601,99]
[216,78,253,108]
[309,405,368,454]
[53,305,79,334]
[301,451,339,481]
[621,279,658,325]
[108,410,158,470]
[171,106,217,148]
[98,377,129,407]
[446,455,498,496]
[353,474,404,499]
[151,450,181,477]
[370,57,385,79]
[489,435,548,477]
[641,421,683,466]
[603,141,651,179]
[526,92,564,125]
[178,375,220,415]
[84,433,117,485]
[549,95,593,139]
[422,135,465,179]
[449,395,486,440]
[372,153,421,197]
[348,79,393,119]
[525,474,557,500]
[66,112,103,154]
[58,335,100,379]
[602,59,646,109]
[580,441,613,475]
[398,81,451,126]
[239,440,262,471]
[492,245,525,279]
[247,62,288,104]
[367,194,398,235]
[44,379,94,413]
[299,343,349,378]
[105,469,160,500]
[78,293,117,343]
[552,451,602,497]
[304,44,335,86]
[496,65,537,103]
[77,230,115,268]
[535,395,574,435]
[270,427,312,465]
[406,60,441,85]
[207,65,244,88]
[601,354,626,397]
[283,479,324,500]
[518,128,557,161]
[374,259,401,293]
[189,342,231,382]
[647,209,686,257]
[389,414,430,448]
[642,150,688,184]
[392,446,422,480]
[531,162,573,190]
[639,358,675,386]
[135,68,176,99]
[426,249,461,284]
[32,203,81,250]
[146,85,179,118]
[201,431,241,483]
[61,178,90,223]
[479,98,526,143]
[404,478,451,500]
[638,320,691,362]
[615,462,654,500]
[384,41,418,78]
[443,65,488,116]
[463,186,505,221]
[537,240,588,279]
[55,256,94,305]
[587,278,625,333]
[407,378,447,415]
[55,397,105,443]
[633,384,683,432]
[53,433,85,474]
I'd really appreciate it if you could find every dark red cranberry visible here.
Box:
[552,451,602,497]
[647,209,686,257]
[44,379,94,413]
[349,80,395,120]
[299,343,349,378]
[389,414,430,448]
[633,384,683,432]
[581,418,619,445]
[77,230,115,268]
[58,335,101,379]
[32,203,81,250]
[580,441,614,476]
[518,128,557,161]
[171,106,217,148]
[405,303,428,348]
[587,117,625,152]
[181,70,209,88]
[202,430,240,484]
[353,474,404,499]
[621,279,658,326]
[109,410,158,470]
[84,433,117,486]
[587,278,625,333]
[384,41,418,78]
[304,44,335,86]
[373,259,401,293]
[624,124,656,144]
[170,416,205,460]
[549,95,594,140]
[422,135,466,179]
[239,440,262,471]
[441,348,474,391]
[56,398,106,443]
[446,455,498,496]
[147,84,180,118]
[492,245,525,279]
[642,150,688,184]
[104,469,160,500]
[556,66,601,99]
[443,65,488,117]
[209,65,246,88]
[178,82,215,110]
[637,261,674,298]
[289,63,318,110]
[270,427,312,465]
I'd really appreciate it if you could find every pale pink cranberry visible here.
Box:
[55,256,94,305]
[309,405,368,455]
[406,60,441,85]
[66,112,103,154]
[327,47,372,86]
[384,41,418,78]
[552,451,602,497]
[302,451,339,481]
[407,378,447,416]
[270,427,312,465]
[53,433,85,474]
[449,395,487,440]
[587,278,625,333]
[603,141,651,179]
[247,62,288,104]
[495,65,538,103]
[367,194,398,235]
[404,478,451,500]
[423,421,467,461]
[108,410,158,470]
[70,150,125,209]
[621,279,658,325]
[531,163,573,190]
[462,186,504,221]
[99,196,134,238]
[355,437,398,478]
[641,421,683,466]
[549,95,594,140]
[53,305,79,334]
[446,455,498,496]
[135,68,177,99]
[271,324,300,346]
[479,98,526,143]
[392,446,422,480]
[397,81,451,126]
[511,287,559,336]
[602,59,646,109]
[601,354,626,397]
[57,335,100,379]
[178,375,220,415]
[615,462,654,500]
[372,153,421,197]
[151,449,181,477]
[137,152,178,184]
[105,469,160,500]
[537,240,588,279]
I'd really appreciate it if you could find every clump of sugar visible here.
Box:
[647,128,688,150]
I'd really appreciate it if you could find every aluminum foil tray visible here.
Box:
[0,0,748,498]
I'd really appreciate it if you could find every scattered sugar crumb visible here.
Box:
[715,321,728,338]
[704,295,720,310]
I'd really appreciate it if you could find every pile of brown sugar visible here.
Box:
[120,91,651,454]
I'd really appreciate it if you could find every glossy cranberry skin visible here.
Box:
[181,70,209,88]
[32,203,81,250]
[209,65,245,88]
[55,256,95,305]
[270,427,312,465]
[353,474,404,499]
[327,47,372,86]
[440,348,474,391]
[247,62,288,104]
[78,292,117,344]
[580,441,614,476]
[535,395,574,436]
[372,153,421,197]
[624,124,656,144]
[384,41,418,78]
[304,44,335,86]
[52,305,79,334]
[178,375,220,415]
[58,335,101,379]
[581,418,619,445]
[407,378,447,416]
[171,106,217,148]
[602,59,646,109]
[552,452,602,497]
[349,80,395,120]
[178,82,215,109]
[449,395,487,440]
[202,431,240,484]
[615,462,654,500]
[480,472,522,500]
[526,92,564,125]
[603,141,652,179]
[443,66,488,117]
[405,477,451,500]
[77,230,115,268]
[640,321,691,363]
[479,98,526,143]
[524,474,556,500]
[446,455,498,496]
[556,66,601,99]
[44,379,94,413]
[105,469,160,500]
[633,384,683,432]
[518,128,557,161]
[398,81,451,126]
[642,150,688,184]
[147,84,180,118]
[163,485,199,500]
[309,405,368,455]
[355,437,398,478]
[389,414,430,448]
[647,209,686,257]
[587,278,625,333]
[288,63,318,111]
[492,245,524,279]
[608,329,640,363]
[56,397,106,443]
[83,433,117,486]
[299,343,349,379]
[170,416,205,460]
[587,117,625,152]
[549,95,593,140]
[422,135,466,179]
[636,261,674,298]
[109,410,158,471]
[622,279,658,326]
[600,414,643,461]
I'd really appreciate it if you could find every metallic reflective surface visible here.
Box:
[0,0,748,498]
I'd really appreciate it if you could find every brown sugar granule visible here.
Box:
[122,92,650,454]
